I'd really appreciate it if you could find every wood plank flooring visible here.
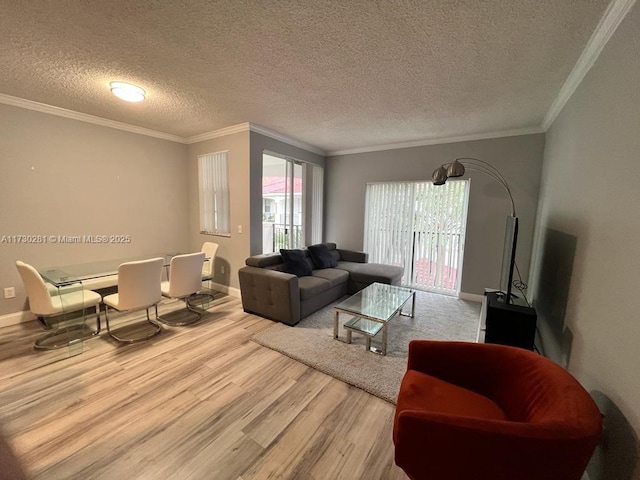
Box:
[0,294,408,479]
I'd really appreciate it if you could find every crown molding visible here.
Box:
[542,0,637,130]
[184,122,327,155]
[184,122,251,143]
[0,92,324,155]
[0,93,186,143]
[0,94,540,156]
[327,126,545,156]
[248,123,327,156]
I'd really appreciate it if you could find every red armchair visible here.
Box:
[393,340,602,480]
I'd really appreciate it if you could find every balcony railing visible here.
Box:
[411,230,461,292]
[374,229,462,293]
[263,223,303,252]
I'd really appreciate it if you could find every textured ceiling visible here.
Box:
[0,0,610,153]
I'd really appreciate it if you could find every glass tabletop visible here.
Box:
[334,282,414,323]
[38,253,178,287]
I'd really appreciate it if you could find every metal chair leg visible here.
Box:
[157,297,202,326]
[37,316,53,330]
[105,304,162,343]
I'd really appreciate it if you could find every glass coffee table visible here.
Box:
[333,282,415,355]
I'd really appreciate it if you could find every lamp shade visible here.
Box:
[431,157,517,217]
[432,166,448,185]
[446,159,466,177]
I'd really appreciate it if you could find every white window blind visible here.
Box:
[364,180,469,295]
[198,151,230,236]
[364,182,415,272]
[310,164,324,245]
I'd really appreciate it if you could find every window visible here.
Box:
[198,151,230,236]
[263,198,275,222]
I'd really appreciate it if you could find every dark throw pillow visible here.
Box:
[280,249,312,277]
[308,243,338,269]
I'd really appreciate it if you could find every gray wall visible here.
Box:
[187,131,250,291]
[326,134,544,296]
[529,4,640,478]
[0,104,189,317]
[249,132,325,255]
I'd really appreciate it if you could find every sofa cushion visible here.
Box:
[337,261,404,285]
[312,268,349,288]
[298,276,332,300]
[308,243,338,269]
[280,249,313,277]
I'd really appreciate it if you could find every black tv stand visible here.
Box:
[494,290,519,302]
[479,291,537,350]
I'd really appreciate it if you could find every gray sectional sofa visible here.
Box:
[238,242,404,326]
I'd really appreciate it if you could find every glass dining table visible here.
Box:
[39,253,177,288]
[36,253,210,356]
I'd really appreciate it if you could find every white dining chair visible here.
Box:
[102,257,164,343]
[158,252,206,326]
[201,241,219,290]
[15,260,102,350]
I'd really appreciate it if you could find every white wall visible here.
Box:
[529,3,640,478]
[0,104,189,317]
[326,134,544,296]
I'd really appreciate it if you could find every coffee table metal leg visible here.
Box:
[382,323,388,355]
[346,329,352,344]
[333,310,339,339]
[410,292,416,317]
[399,291,416,318]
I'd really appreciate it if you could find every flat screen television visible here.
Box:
[499,215,519,304]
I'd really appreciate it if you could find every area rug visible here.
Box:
[250,291,481,404]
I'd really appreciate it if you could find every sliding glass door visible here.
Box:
[262,153,323,254]
[364,180,469,295]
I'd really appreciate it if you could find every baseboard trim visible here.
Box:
[0,285,240,328]
[210,282,241,299]
[459,292,484,303]
[0,310,36,327]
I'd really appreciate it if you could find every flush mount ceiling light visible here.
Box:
[109,82,145,102]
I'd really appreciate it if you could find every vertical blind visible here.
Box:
[364,180,469,295]
[310,164,324,245]
[198,151,230,236]
[364,182,415,270]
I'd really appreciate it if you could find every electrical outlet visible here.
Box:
[221,265,225,274]
[237,224,243,234]
[4,287,16,299]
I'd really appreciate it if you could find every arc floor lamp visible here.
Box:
[432,157,519,304]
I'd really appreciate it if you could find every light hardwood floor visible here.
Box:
[0,294,408,479]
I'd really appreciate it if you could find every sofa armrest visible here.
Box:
[336,249,368,263]
[238,266,301,326]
